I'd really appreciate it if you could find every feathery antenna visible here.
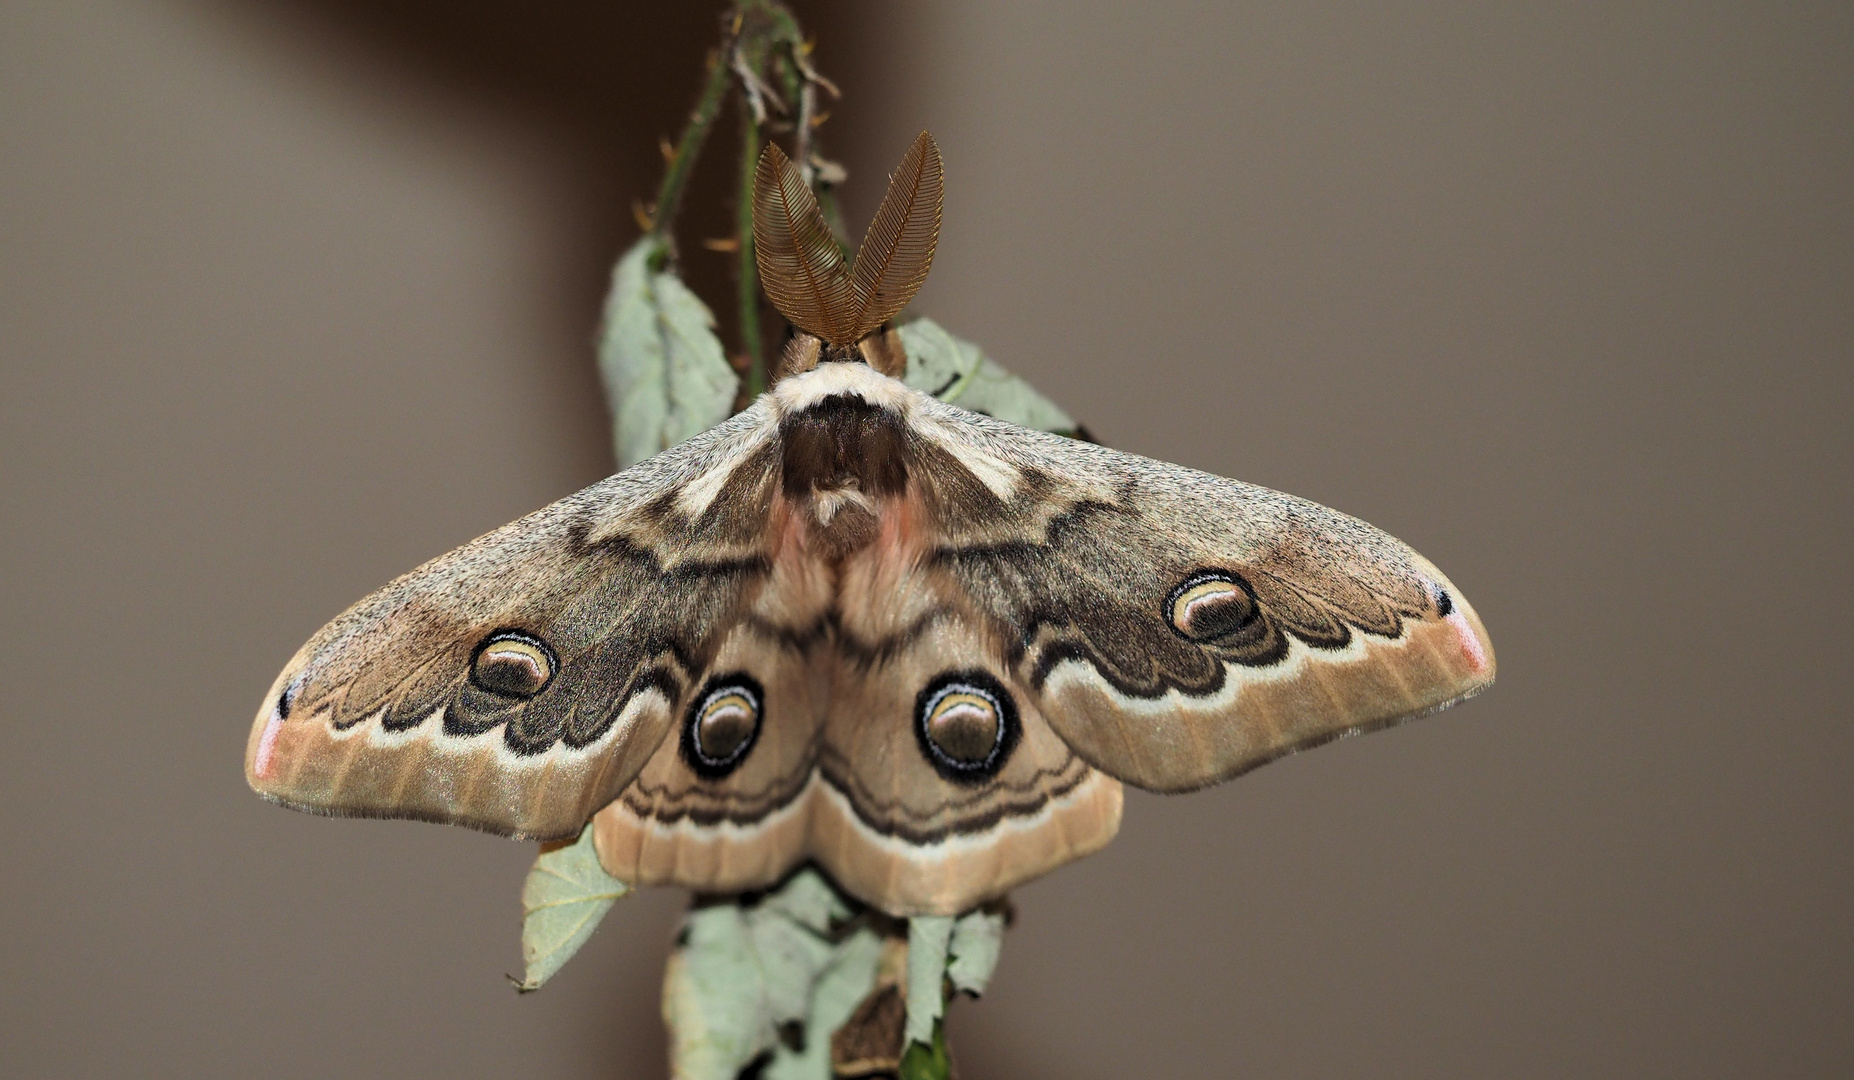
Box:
[848,132,943,342]
[752,132,943,350]
[752,142,857,345]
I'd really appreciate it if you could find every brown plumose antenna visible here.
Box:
[752,141,857,346]
[753,131,943,351]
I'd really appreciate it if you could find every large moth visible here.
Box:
[245,132,1494,917]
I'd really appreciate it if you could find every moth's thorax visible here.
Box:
[774,362,918,560]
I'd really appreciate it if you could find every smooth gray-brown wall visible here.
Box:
[4,2,1850,1077]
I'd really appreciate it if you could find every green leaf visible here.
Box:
[903,915,955,1046]
[894,907,1005,1073]
[945,907,1006,997]
[750,900,840,1027]
[666,868,884,1080]
[763,926,883,1080]
[898,318,1075,433]
[598,238,740,470]
[759,863,854,934]
[516,826,630,992]
[665,905,771,1080]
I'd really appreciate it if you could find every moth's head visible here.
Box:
[770,354,914,419]
[752,131,942,386]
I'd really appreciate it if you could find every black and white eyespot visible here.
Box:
[914,671,1019,784]
[1165,570,1261,642]
[680,674,764,779]
[1431,582,1455,617]
[468,630,557,699]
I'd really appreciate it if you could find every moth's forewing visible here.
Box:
[245,408,784,840]
[901,390,1495,793]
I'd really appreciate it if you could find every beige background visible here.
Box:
[4,2,1850,1077]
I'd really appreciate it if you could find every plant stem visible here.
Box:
[642,0,844,387]
[898,1018,953,1080]
[736,95,766,396]
[647,42,734,267]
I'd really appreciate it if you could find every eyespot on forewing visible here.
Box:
[469,631,556,699]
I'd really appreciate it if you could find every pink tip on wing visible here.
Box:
[1447,611,1488,672]
[253,709,284,779]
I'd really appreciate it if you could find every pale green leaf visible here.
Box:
[898,318,1075,433]
[749,903,838,1027]
[517,826,631,992]
[598,238,740,469]
[945,908,1006,997]
[763,926,883,1080]
[666,868,882,1080]
[759,864,854,934]
[904,915,955,1046]
[667,904,773,1080]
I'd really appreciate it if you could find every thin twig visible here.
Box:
[793,77,816,187]
[646,44,735,265]
[788,36,840,176]
[736,66,767,396]
[730,43,785,125]
[784,34,848,250]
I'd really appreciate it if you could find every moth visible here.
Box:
[246,132,1495,917]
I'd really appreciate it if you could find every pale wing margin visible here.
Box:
[905,393,1496,792]
[245,402,784,840]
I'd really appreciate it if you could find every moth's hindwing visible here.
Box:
[590,623,826,893]
[807,608,1123,915]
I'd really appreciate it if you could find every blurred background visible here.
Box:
[3,2,1850,1077]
